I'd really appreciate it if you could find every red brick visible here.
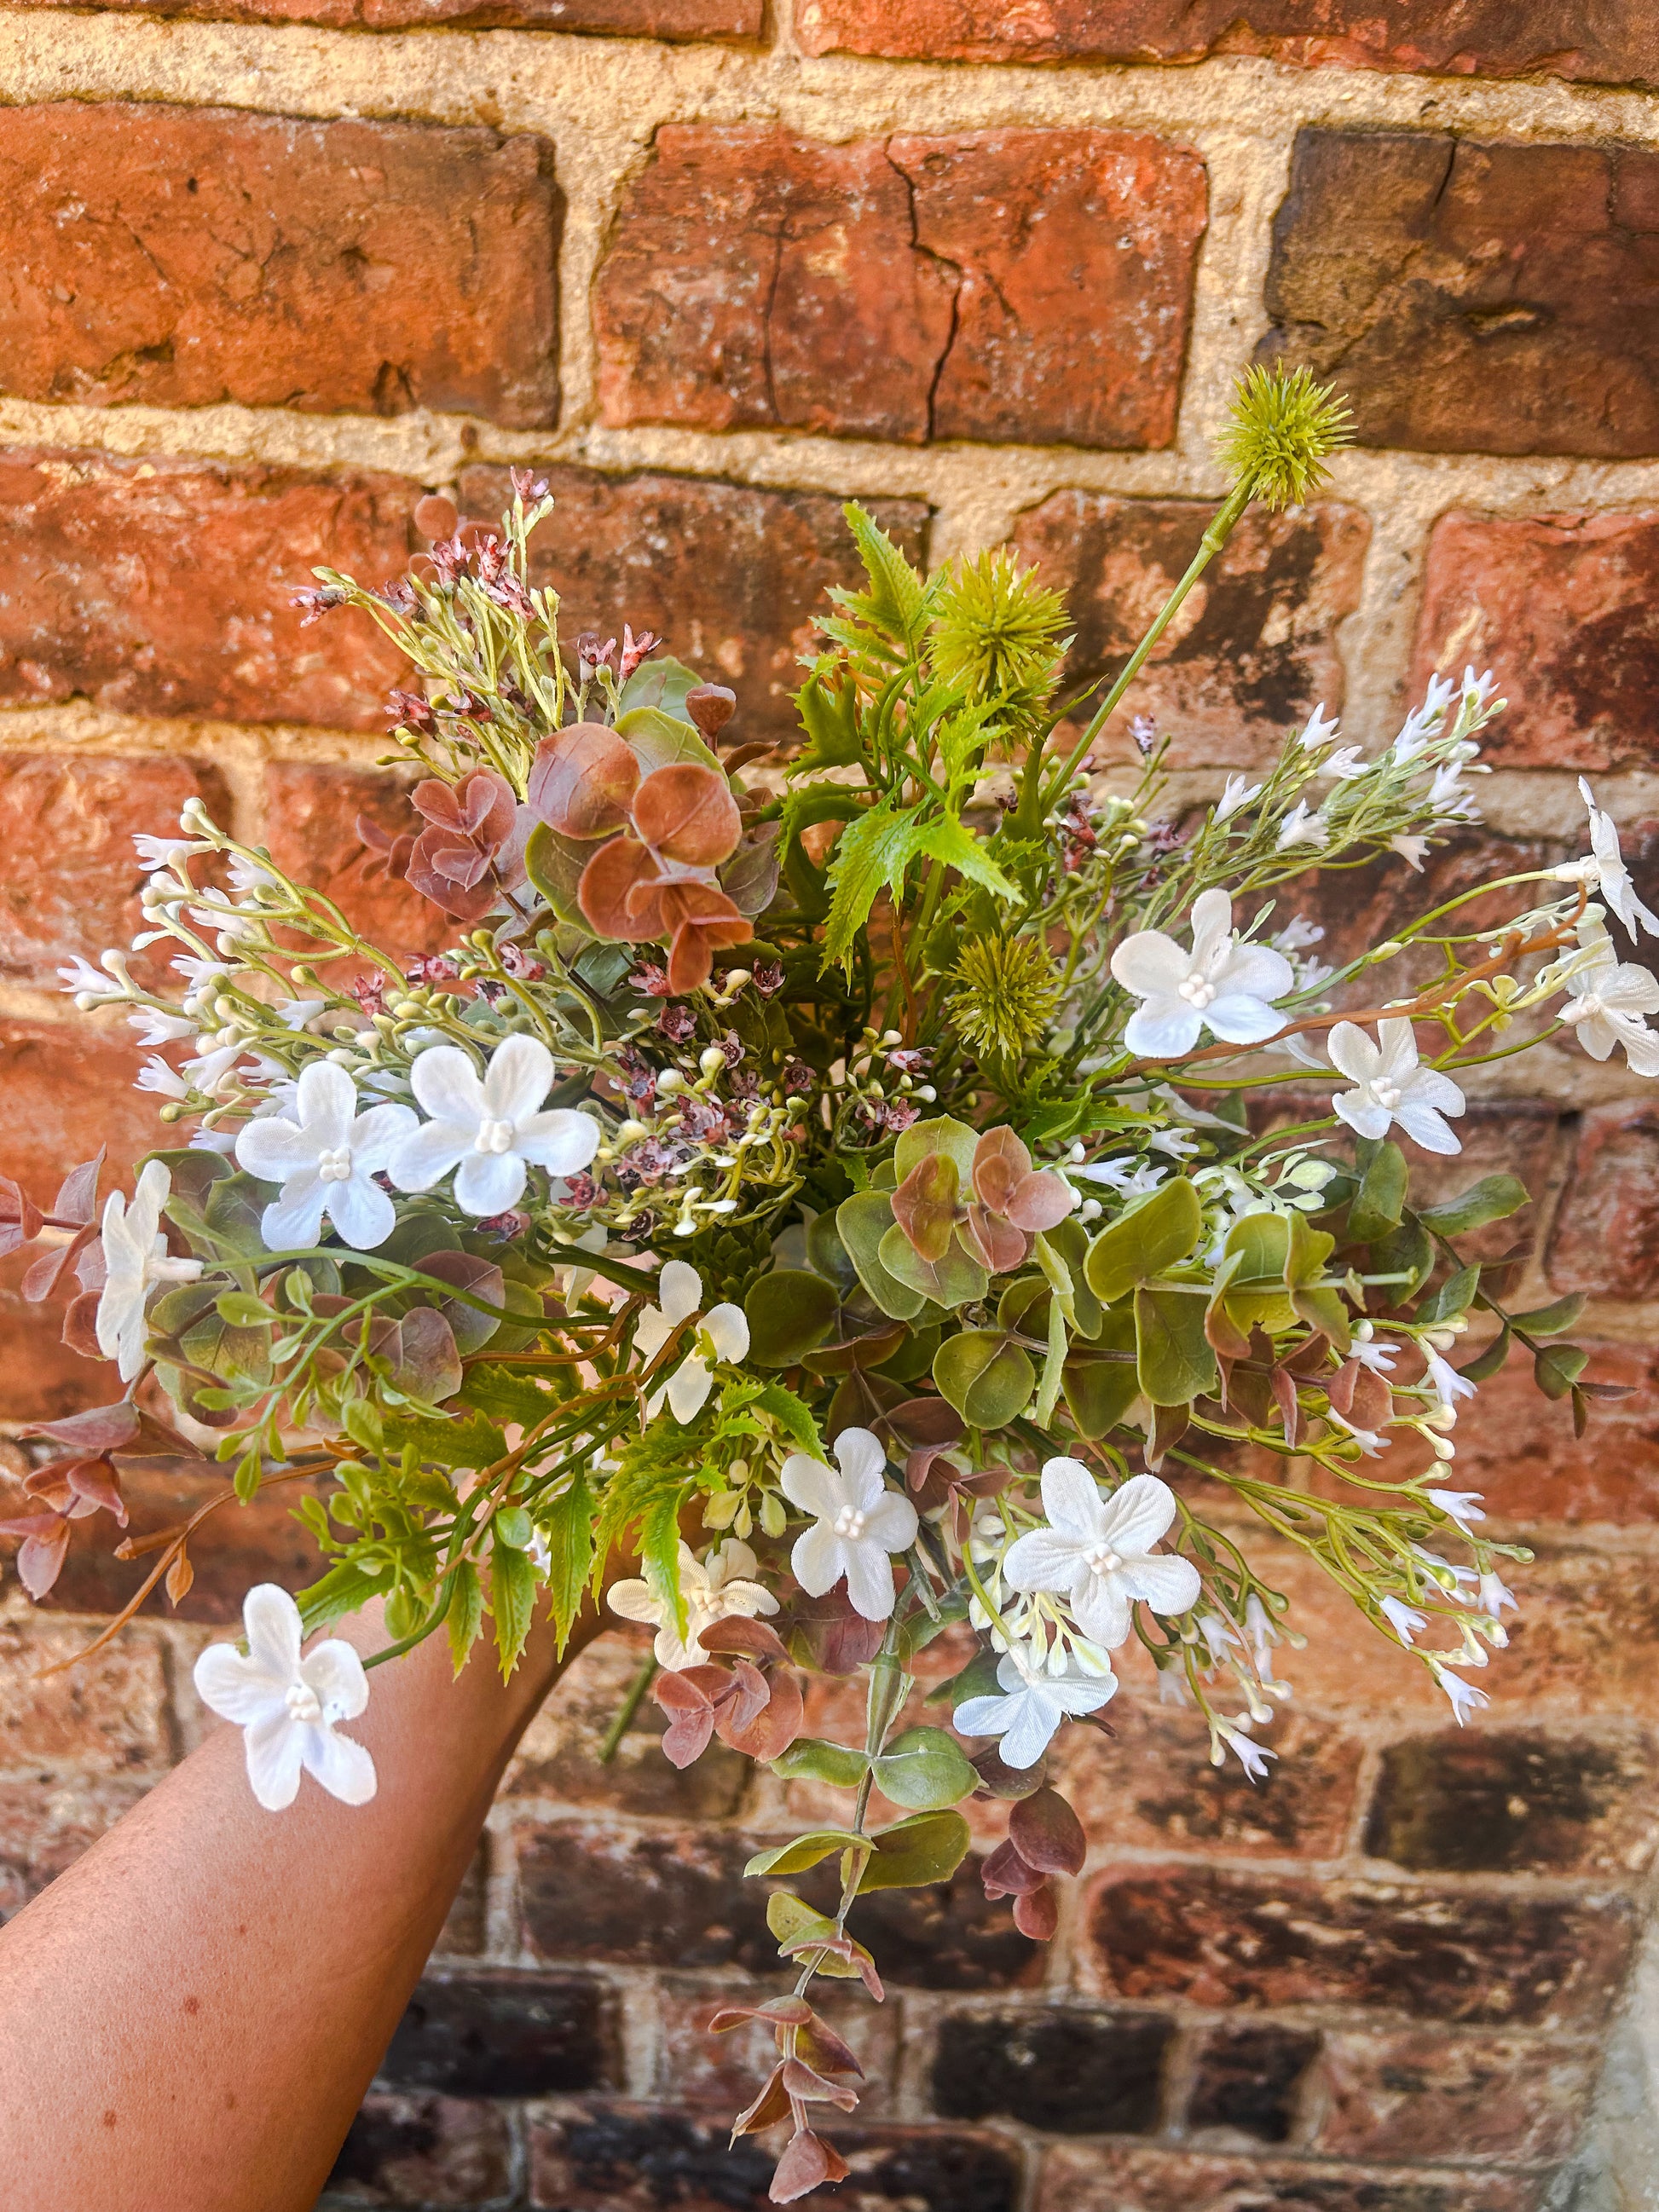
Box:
[0,1297,118,1424]
[0,1773,151,1922]
[517,1822,779,1973]
[506,1637,750,1819]
[14,0,757,26]
[327,2092,512,2206]
[0,754,232,990]
[0,103,558,425]
[797,0,1659,89]
[43,1459,329,1626]
[1035,2141,1543,2212]
[0,1016,161,1199]
[1055,1695,1362,1860]
[528,2110,1020,2212]
[258,763,452,964]
[458,465,930,748]
[1009,496,1367,767]
[1437,1339,1659,1529]
[1413,511,1659,771]
[1311,2025,1599,2165]
[1085,1864,1636,2027]
[378,1972,614,2097]
[593,126,1204,448]
[1549,1104,1659,1298]
[0,1618,170,1774]
[1260,130,1659,459]
[0,449,417,729]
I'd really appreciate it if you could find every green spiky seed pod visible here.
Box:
[930,548,1069,710]
[1217,363,1353,510]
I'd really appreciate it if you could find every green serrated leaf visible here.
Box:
[542,1470,594,1655]
[446,1560,485,1677]
[296,1561,389,1639]
[491,1539,539,1678]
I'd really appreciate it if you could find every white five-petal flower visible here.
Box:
[234,1060,417,1252]
[781,1426,919,1622]
[1214,774,1263,823]
[1003,1464,1201,1649]
[95,1161,205,1381]
[1110,889,1294,1060]
[1577,780,1659,939]
[1275,800,1328,852]
[1327,1019,1465,1154]
[193,1584,377,1812]
[634,1259,752,1423]
[953,1644,1118,1769]
[390,1034,600,1216]
[609,1538,779,1670]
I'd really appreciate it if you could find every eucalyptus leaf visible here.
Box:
[1085,1177,1202,1305]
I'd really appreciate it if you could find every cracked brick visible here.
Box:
[0,102,558,424]
[593,126,1204,448]
[10,0,758,24]
[1258,129,1659,458]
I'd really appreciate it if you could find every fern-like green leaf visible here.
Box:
[540,1469,595,1655]
[836,501,928,645]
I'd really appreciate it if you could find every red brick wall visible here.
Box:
[0,13,1656,2208]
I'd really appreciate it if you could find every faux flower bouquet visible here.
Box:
[9,368,1651,2201]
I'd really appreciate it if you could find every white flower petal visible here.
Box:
[1039,1457,1106,1544]
[781,1453,843,1521]
[1003,1528,1087,1594]
[1326,1021,1381,1087]
[702,1304,750,1364]
[514,1109,602,1175]
[1118,1553,1201,1618]
[483,1032,555,1126]
[861,1493,920,1554]
[242,1712,305,1811]
[665,1354,714,1424]
[350,1101,419,1173]
[1110,929,1191,999]
[390,1118,475,1193]
[409,1045,486,1126]
[236,1118,323,1182]
[997,1689,1063,1768]
[293,1059,356,1148]
[1072,1577,1134,1650]
[323,1173,396,1252]
[841,1541,897,1622]
[790,1521,844,1598]
[1098,1473,1178,1555]
[192,1645,288,1727]
[833,1425,887,1511]
[242,1584,303,1678]
[454,1149,528,1216]
[299,1637,370,1723]
[1121,1001,1204,1060]
[298,1723,378,1805]
[658,1261,703,1325]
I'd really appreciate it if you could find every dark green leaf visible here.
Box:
[1512,1293,1587,1337]
[856,1809,972,1892]
[872,1726,979,1811]
[744,1269,839,1367]
[1134,1285,1218,1406]
[1348,1141,1408,1243]
[836,1192,926,1321]
[1534,1343,1589,1401]
[932,1330,1035,1426]
[771,1738,871,1788]
[1458,1325,1512,1383]
[491,1539,539,1678]
[1416,1263,1480,1327]
[1085,1178,1202,1305]
[1419,1175,1529,1238]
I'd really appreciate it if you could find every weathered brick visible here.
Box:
[0,1297,114,1425]
[796,0,1659,88]
[517,1823,777,1972]
[809,1855,1040,1991]
[932,2006,1173,2134]
[1549,1104,1659,1298]
[506,1637,750,1819]
[1010,497,1367,768]
[1035,2141,1542,2212]
[0,1773,151,1921]
[1086,1865,1636,2026]
[459,464,930,749]
[1185,2022,1318,2144]
[594,127,1204,448]
[1259,130,1659,459]
[258,763,452,963]
[326,2092,512,2206]
[15,0,759,27]
[43,1459,327,1626]
[1413,511,1659,771]
[0,1017,161,1202]
[1447,1339,1659,1528]
[432,1845,487,1958]
[1056,1695,1361,1860]
[1366,1730,1658,1876]
[0,754,232,990]
[377,1972,613,2097]
[0,103,558,424]
[1312,2025,1599,2165]
[0,1620,170,1776]
[529,2108,1020,2212]
[0,450,416,729]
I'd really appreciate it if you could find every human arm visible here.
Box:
[0,1592,595,2212]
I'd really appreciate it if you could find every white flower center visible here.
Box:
[832,1505,868,1541]
[1578,995,1604,1019]
[1177,972,1217,1008]
[1373,1079,1403,1111]
[1084,1543,1124,1576]
[285,1679,324,1726]
[317,1144,354,1183]
[475,1117,517,1155]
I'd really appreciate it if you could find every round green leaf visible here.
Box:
[744,1269,839,1367]
[873,1726,979,1811]
[932,1330,1035,1427]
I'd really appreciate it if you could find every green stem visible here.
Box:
[598,1653,658,1763]
[1042,476,1255,808]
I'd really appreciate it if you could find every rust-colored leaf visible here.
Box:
[30,1402,140,1454]
[631,763,743,868]
[731,2063,792,2139]
[65,1457,127,1528]
[0,1513,71,1601]
[971,1125,1030,1214]
[527,723,640,840]
[1004,1168,1074,1235]
[722,1667,803,1762]
[698,1614,790,1665]
[52,1150,105,1227]
[962,1201,1027,1275]
[979,1837,1045,1897]
[1013,1881,1059,1940]
[1008,1785,1087,1875]
[165,1548,195,1608]
[578,835,664,942]
[770,2128,848,2203]
[892,1153,959,1264]
[685,683,737,740]
[780,2056,859,2112]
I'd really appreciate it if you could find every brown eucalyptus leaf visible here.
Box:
[661,881,752,993]
[65,1458,127,1527]
[731,2063,792,2138]
[892,1153,959,1264]
[1013,1881,1059,1940]
[979,1837,1045,1897]
[971,1125,1029,1212]
[579,835,664,941]
[632,764,742,867]
[1008,1785,1087,1875]
[780,2056,859,2111]
[61,1291,104,1359]
[770,2129,849,2204]
[29,1401,141,1454]
[165,1548,196,1608]
[1004,1169,1075,1235]
[0,1512,70,1600]
[698,1614,790,1665]
[53,1150,105,1226]
[723,1667,803,1761]
[527,723,640,840]
[962,1202,1028,1275]
[685,683,737,739]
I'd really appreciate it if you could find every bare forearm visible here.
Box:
[0,1599,582,2212]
